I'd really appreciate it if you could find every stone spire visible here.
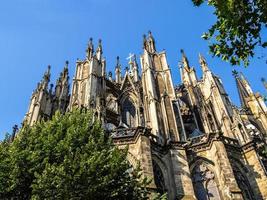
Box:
[96,39,103,60]
[181,49,190,70]
[233,70,267,133]
[55,61,69,96]
[86,38,94,60]
[24,66,52,126]
[115,56,122,84]
[108,71,113,81]
[143,31,156,53]
[147,31,156,53]
[199,53,209,72]
[132,55,139,82]
[143,34,147,50]
[10,124,18,142]
[54,61,70,113]
[233,70,252,108]
[128,53,135,73]
[179,50,198,86]
[41,65,51,90]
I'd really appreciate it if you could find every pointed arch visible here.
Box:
[233,170,254,200]
[121,97,136,128]
[190,159,221,200]
[229,156,254,200]
[151,157,168,195]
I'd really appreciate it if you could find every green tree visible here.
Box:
[0,109,151,200]
[0,135,12,196]
[192,0,267,66]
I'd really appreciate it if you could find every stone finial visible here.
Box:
[96,39,103,60]
[148,30,154,40]
[108,71,113,81]
[180,49,190,69]
[143,34,147,49]
[86,38,94,59]
[88,37,93,49]
[199,53,206,66]
[199,53,209,72]
[147,31,156,52]
[42,65,51,83]
[10,124,19,142]
[98,39,102,47]
[232,70,239,77]
[116,56,120,67]
[12,124,18,134]
[125,66,129,72]
[115,56,122,84]
[143,34,147,40]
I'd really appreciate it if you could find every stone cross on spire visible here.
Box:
[126,53,135,63]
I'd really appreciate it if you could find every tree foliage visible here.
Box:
[0,109,152,200]
[192,0,267,66]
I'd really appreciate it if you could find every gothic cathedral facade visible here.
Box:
[24,32,267,200]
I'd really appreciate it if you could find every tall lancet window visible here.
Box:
[233,169,253,200]
[122,98,136,127]
[152,160,166,194]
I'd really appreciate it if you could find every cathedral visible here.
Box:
[24,32,267,200]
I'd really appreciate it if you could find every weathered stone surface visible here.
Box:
[24,32,267,199]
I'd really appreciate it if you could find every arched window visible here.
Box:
[81,82,86,105]
[192,163,221,200]
[233,169,253,200]
[207,113,216,132]
[152,160,166,194]
[122,98,136,127]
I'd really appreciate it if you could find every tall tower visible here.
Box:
[140,32,195,199]
[69,38,106,122]
[197,55,236,138]
[24,66,52,126]
[234,71,267,135]
[179,51,205,138]
[53,61,70,113]
[140,31,179,142]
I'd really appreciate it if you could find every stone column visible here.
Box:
[210,141,243,200]
[243,146,267,199]
[170,146,196,199]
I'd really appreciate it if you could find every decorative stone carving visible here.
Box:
[192,163,221,200]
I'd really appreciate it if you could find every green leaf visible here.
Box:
[0,109,151,199]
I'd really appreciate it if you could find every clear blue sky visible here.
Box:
[0,0,266,139]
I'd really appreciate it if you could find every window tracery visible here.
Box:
[233,168,253,200]
[121,98,136,127]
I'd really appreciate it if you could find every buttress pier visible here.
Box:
[24,32,267,200]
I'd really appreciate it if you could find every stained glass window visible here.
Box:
[122,98,136,127]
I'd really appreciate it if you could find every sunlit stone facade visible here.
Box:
[24,32,267,200]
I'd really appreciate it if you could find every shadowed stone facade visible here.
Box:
[24,32,267,200]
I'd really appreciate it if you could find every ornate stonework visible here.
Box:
[24,32,267,199]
